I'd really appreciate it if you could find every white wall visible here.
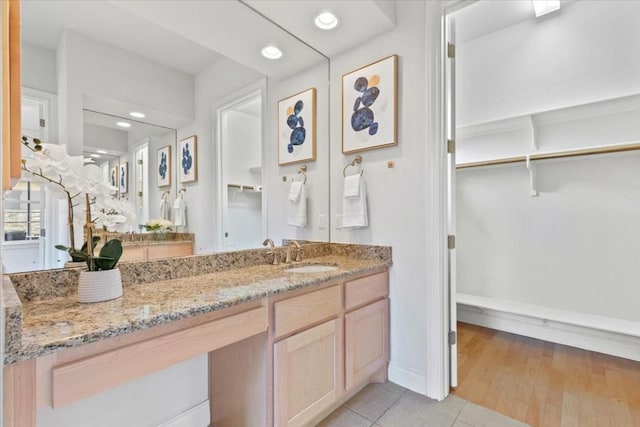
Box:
[329,1,431,393]
[456,1,640,324]
[265,62,330,245]
[22,43,56,93]
[83,123,128,155]
[177,56,264,253]
[56,30,194,154]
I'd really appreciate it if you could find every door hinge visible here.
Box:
[39,118,46,128]
[448,235,456,249]
[447,139,456,154]
[137,159,143,165]
[138,191,143,197]
[449,331,457,346]
[447,43,455,59]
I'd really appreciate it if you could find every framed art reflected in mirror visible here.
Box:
[278,88,316,165]
[157,145,171,187]
[110,165,118,189]
[179,135,197,184]
[119,162,128,194]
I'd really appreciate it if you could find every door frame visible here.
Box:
[424,0,475,401]
[213,79,267,252]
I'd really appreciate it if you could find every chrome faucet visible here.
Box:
[285,240,302,263]
[262,238,279,265]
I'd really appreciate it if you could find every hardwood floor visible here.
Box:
[452,322,640,427]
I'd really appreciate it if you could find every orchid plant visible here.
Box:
[144,219,174,233]
[21,137,135,269]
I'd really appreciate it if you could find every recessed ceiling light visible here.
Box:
[314,12,339,30]
[261,45,283,60]
[90,153,101,158]
[129,111,146,119]
[532,0,560,17]
[116,121,131,128]
[96,149,107,154]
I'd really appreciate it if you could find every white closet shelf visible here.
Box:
[457,141,640,170]
[227,183,262,192]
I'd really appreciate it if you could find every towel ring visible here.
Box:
[343,155,363,177]
[298,165,308,184]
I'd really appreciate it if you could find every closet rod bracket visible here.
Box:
[526,155,538,197]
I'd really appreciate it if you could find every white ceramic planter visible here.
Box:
[78,268,123,303]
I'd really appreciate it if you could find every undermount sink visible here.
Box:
[285,264,339,273]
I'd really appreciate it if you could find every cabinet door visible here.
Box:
[274,318,342,427]
[345,299,389,390]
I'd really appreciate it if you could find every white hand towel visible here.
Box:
[288,181,303,202]
[343,174,361,198]
[287,183,307,227]
[173,197,187,227]
[159,198,170,221]
[342,178,368,228]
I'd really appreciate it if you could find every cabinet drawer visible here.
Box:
[344,271,388,310]
[147,242,193,259]
[274,285,341,339]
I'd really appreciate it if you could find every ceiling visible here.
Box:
[454,0,575,44]
[21,0,396,79]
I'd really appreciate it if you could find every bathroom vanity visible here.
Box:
[3,243,391,427]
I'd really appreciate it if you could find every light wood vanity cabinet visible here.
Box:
[271,270,389,427]
[344,271,389,391]
[118,241,194,262]
[345,299,388,390]
[3,267,388,427]
[274,318,343,427]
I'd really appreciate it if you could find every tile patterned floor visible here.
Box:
[317,382,530,427]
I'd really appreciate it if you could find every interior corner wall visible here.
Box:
[176,57,263,254]
[265,61,329,246]
[456,0,640,325]
[329,1,430,395]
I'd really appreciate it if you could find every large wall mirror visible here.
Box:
[4,0,329,272]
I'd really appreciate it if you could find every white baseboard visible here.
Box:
[157,400,210,427]
[388,362,427,396]
[458,299,640,362]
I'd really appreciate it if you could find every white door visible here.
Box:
[445,15,458,389]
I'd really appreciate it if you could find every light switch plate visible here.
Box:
[318,214,326,229]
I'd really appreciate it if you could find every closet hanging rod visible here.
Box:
[457,141,640,169]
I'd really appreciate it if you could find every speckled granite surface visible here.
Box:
[9,242,333,302]
[3,243,391,365]
[3,277,22,356]
[99,232,195,243]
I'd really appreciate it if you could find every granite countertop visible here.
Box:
[4,254,391,364]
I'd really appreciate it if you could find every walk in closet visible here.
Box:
[453,0,640,360]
